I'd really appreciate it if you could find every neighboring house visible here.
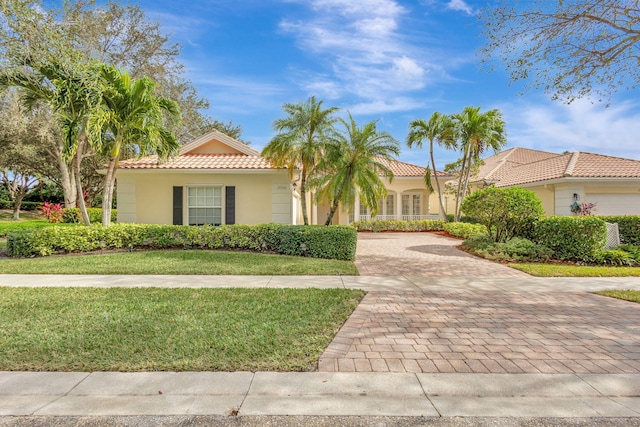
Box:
[322,158,450,225]
[474,147,640,216]
[116,130,446,226]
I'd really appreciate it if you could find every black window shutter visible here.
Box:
[225,186,235,225]
[173,186,183,225]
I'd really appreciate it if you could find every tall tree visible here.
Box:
[261,96,339,225]
[407,112,456,221]
[451,107,507,221]
[317,113,400,225]
[480,1,640,104]
[1,57,102,224]
[88,66,181,226]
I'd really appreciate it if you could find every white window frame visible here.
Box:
[402,193,422,216]
[186,185,223,226]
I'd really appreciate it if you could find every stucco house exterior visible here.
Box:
[473,148,640,216]
[116,130,445,226]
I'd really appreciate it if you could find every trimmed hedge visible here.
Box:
[62,208,117,224]
[443,222,488,239]
[0,200,43,211]
[533,216,606,261]
[598,216,640,246]
[350,219,445,232]
[0,220,77,238]
[6,223,357,261]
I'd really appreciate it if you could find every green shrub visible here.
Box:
[461,186,544,242]
[619,244,640,261]
[443,222,488,239]
[463,235,552,262]
[533,216,606,261]
[62,208,117,224]
[598,216,640,246]
[6,223,357,261]
[588,249,637,266]
[350,219,445,232]
[0,220,77,238]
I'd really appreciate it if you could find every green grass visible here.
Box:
[0,209,44,221]
[509,263,640,277]
[0,238,6,250]
[594,290,640,303]
[0,219,78,237]
[0,287,364,371]
[0,249,359,275]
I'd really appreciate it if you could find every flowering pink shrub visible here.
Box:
[39,201,64,223]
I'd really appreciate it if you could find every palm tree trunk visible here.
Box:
[58,155,77,209]
[74,135,91,225]
[300,167,309,225]
[324,195,342,225]
[430,140,447,221]
[455,148,469,221]
[101,158,117,227]
[459,156,474,220]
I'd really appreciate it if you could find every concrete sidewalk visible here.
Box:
[1,273,640,292]
[1,371,639,417]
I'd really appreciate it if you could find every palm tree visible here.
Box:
[407,112,456,221]
[261,96,338,225]
[88,65,181,226]
[1,57,102,225]
[451,106,507,221]
[317,113,400,225]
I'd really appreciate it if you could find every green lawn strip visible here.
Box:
[594,290,640,303]
[0,287,365,371]
[509,263,640,277]
[0,249,359,275]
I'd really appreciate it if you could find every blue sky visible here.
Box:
[135,0,640,166]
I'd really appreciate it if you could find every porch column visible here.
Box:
[311,191,318,225]
[395,192,403,220]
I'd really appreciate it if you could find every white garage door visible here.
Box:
[586,194,640,216]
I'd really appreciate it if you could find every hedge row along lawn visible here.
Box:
[594,290,640,303]
[0,250,359,275]
[509,263,640,277]
[0,287,365,371]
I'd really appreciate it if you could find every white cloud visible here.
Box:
[500,98,640,160]
[279,0,438,114]
[446,0,473,15]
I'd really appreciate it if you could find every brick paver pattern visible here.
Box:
[319,290,640,374]
[355,232,527,277]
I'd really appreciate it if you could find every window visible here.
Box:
[402,193,422,217]
[188,186,222,225]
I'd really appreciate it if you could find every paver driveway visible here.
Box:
[354,232,526,277]
[319,232,640,374]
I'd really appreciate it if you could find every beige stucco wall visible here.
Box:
[116,170,293,225]
[526,185,555,216]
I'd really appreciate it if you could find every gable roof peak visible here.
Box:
[180,128,260,156]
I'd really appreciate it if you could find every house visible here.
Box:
[116,130,294,225]
[473,148,640,216]
[116,130,445,225]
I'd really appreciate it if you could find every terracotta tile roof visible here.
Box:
[376,157,448,177]
[481,149,640,187]
[118,154,275,170]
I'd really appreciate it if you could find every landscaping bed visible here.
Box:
[0,287,364,371]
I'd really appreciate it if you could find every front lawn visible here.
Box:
[594,290,640,303]
[0,249,359,275]
[0,287,364,371]
[509,263,640,277]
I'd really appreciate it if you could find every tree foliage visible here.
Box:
[317,113,400,225]
[461,186,544,243]
[480,1,640,104]
[262,96,339,225]
[407,112,456,221]
[88,66,181,226]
